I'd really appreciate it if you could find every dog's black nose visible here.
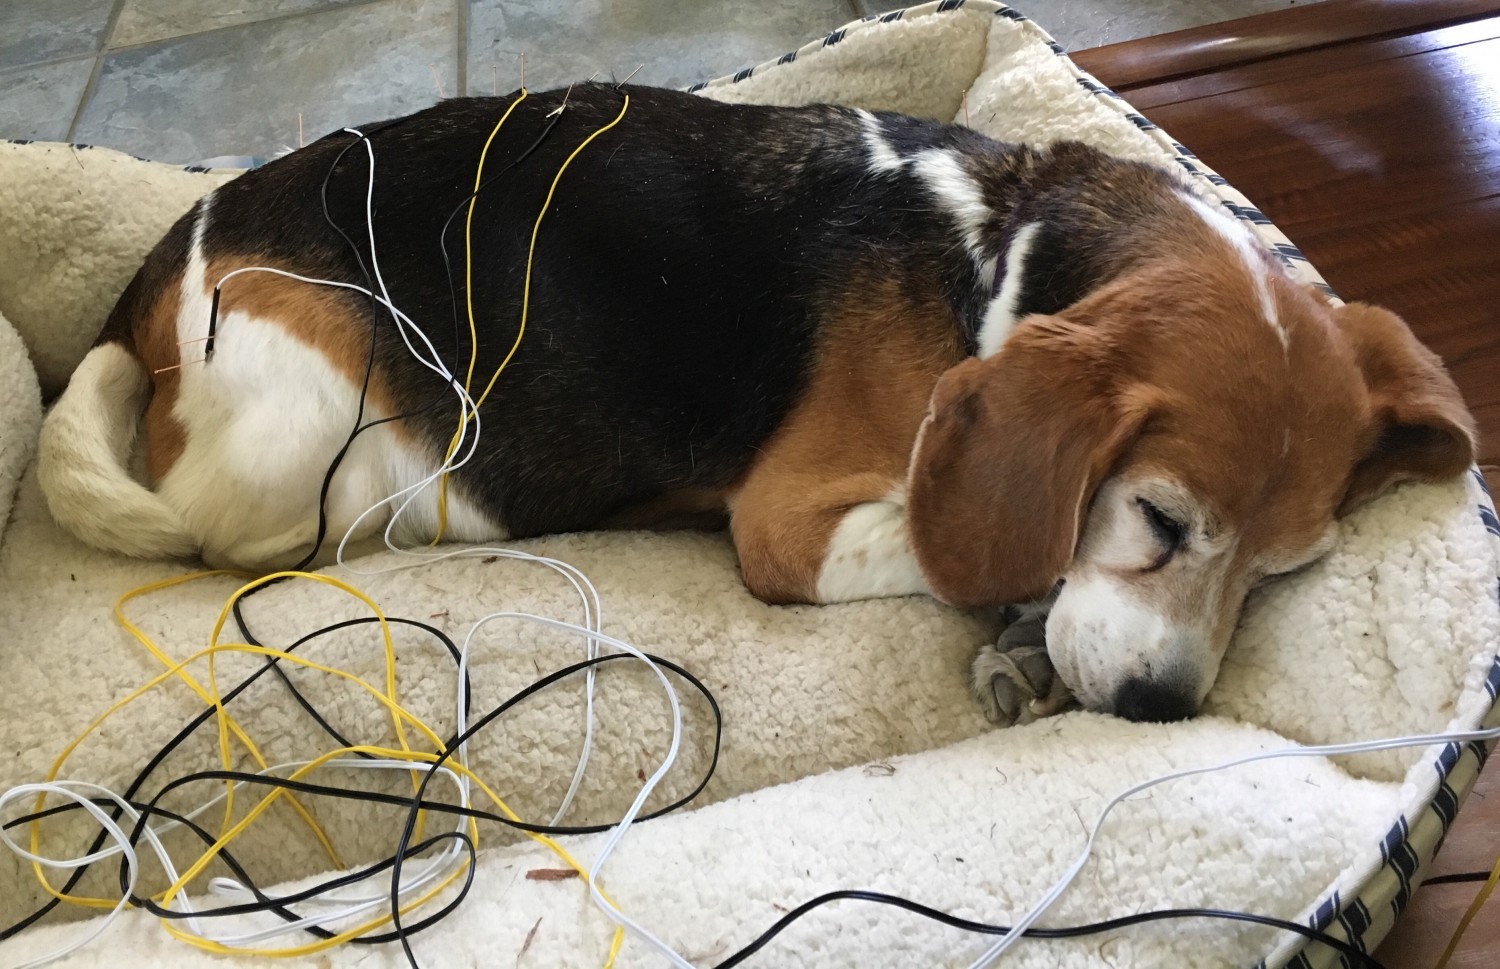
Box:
[1113,676,1197,723]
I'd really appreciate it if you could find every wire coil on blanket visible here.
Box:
[0,599,725,954]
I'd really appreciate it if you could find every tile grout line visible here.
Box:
[99,0,393,56]
[456,0,469,97]
[0,51,98,78]
[65,0,128,142]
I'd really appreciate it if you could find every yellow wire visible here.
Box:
[158,741,624,960]
[30,577,627,963]
[141,645,627,961]
[433,92,631,542]
[433,88,530,542]
[203,572,425,835]
[30,571,339,907]
[112,571,337,857]
[471,94,632,419]
[27,604,420,910]
[42,634,613,958]
[1433,849,1500,969]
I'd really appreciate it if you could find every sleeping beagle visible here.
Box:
[38,83,1476,724]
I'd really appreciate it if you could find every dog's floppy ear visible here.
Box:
[906,316,1149,607]
[1332,302,1476,515]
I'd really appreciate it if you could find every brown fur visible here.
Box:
[906,317,1155,607]
[1331,302,1477,513]
[130,270,189,482]
[139,256,411,483]
[728,276,966,603]
[206,257,391,401]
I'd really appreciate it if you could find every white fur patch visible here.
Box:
[816,494,929,603]
[913,148,993,273]
[856,109,905,174]
[377,443,508,549]
[159,210,504,568]
[977,221,1041,358]
[1182,193,1285,349]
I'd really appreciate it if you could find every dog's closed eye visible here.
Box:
[1137,498,1186,570]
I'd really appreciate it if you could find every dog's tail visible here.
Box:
[37,339,196,559]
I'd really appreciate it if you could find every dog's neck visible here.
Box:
[964,144,1204,357]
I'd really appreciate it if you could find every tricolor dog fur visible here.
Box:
[39,84,1476,724]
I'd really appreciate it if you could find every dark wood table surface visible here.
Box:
[1075,3,1499,966]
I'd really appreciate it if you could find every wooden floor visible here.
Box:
[1074,1,1500,965]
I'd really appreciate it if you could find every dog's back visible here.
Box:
[39,85,1036,564]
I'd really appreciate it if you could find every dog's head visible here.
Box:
[907,247,1475,722]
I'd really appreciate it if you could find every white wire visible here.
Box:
[30,117,1494,969]
[334,128,495,558]
[336,541,608,833]
[441,547,604,828]
[0,781,174,967]
[447,612,695,969]
[193,760,470,946]
[206,260,488,553]
[0,761,474,962]
[185,761,470,907]
[964,722,1500,968]
[306,130,605,829]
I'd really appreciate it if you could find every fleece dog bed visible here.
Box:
[1,3,1498,966]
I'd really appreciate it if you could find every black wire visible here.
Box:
[707,891,1389,969]
[229,96,568,737]
[0,616,462,942]
[191,101,565,961]
[219,124,417,754]
[97,798,472,945]
[9,783,1390,968]
[1,650,723,945]
[238,99,574,965]
[1423,870,1495,886]
[120,802,478,947]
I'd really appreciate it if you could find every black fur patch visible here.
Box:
[178,84,1183,537]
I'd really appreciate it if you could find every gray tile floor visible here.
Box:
[0,0,1311,164]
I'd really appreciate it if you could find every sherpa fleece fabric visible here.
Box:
[1,3,1498,968]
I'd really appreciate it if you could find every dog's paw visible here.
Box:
[971,615,1058,727]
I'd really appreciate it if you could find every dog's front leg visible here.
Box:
[728,471,930,606]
